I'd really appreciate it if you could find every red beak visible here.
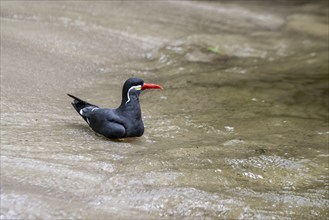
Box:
[142,83,163,90]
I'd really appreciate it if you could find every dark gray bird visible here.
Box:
[68,78,162,139]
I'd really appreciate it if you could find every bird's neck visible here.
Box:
[119,96,142,118]
[120,93,140,106]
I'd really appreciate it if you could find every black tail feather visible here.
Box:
[67,94,94,106]
[67,94,98,122]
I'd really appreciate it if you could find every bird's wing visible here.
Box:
[87,108,127,138]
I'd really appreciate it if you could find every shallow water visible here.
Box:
[1,1,328,219]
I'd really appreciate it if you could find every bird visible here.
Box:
[68,78,162,139]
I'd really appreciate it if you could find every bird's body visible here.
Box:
[68,78,162,139]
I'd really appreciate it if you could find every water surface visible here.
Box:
[1,1,328,219]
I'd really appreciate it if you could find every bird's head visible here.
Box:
[122,78,162,105]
